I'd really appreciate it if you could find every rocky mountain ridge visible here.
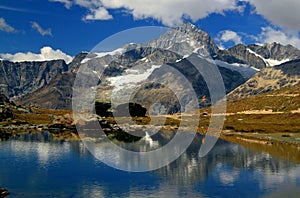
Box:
[224,42,300,69]
[227,59,300,100]
[14,52,88,109]
[0,59,68,98]
[145,22,219,57]
[1,22,300,110]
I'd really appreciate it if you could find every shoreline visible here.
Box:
[2,122,300,146]
[221,130,300,146]
[1,111,300,163]
[220,131,300,163]
[1,126,300,164]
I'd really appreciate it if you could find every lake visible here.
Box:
[1,132,300,197]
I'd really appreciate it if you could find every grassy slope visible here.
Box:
[226,84,300,113]
[210,84,300,153]
[224,84,300,133]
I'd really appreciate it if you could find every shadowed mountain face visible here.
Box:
[0,60,68,98]
[1,23,300,110]
[222,42,300,69]
[13,52,88,109]
[248,43,300,61]
[16,72,77,109]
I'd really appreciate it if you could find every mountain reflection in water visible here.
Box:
[0,131,299,197]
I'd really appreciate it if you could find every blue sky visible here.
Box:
[0,0,300,62]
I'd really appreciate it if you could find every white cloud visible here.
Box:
[246,0,300,31]
[48,0,300,32]
[215,27,300,50]
[103,0,244,26]
[84,7,113,20]
[0,46,73,64]
[218,30,242,44]
[31,22,52,36]
[0,17,16,33]
[74,0,102,8]
[50,0,244,26]
[256,27,300,49]
[49,0,72,9]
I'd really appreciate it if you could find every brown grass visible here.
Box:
[12,107,71,125]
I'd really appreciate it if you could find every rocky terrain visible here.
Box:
[222,42,300,69]
[0,59,68,98]
[1,22,299,111]
[228,59,300,100]
[13,52,87,109]
[0,93,78,141]
[0,22,299,148]
[0,94,148,142]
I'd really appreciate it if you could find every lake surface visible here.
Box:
[1,132,300,197]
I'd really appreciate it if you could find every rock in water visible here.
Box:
[0,188,10,197]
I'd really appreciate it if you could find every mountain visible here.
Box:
[0,60,68,98]
[1,22,300,111]
[248,42,300,63]
[221,42,300,69]
[227,59,300,100]
[14,52,88,109]
[68,52,88,72]
[102,54,246,114]
[77,22,252,113]
[146,22,219,57]
[15,72,76,109]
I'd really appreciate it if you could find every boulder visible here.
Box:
[0,187,9,197]
[0,106,13,121]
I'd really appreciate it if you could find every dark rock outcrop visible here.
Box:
[0,94,13,121]
[0,106,13,121]
[0,94,11,105]
[95,102,112,117]
[0,187,9,197]
[226,44,267,69]
[114,103,147,117]
[68,52,88,72]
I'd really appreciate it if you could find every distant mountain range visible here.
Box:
[1,22,300,112]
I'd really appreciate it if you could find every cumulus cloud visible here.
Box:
[101,0,244,26]
[0,46,73,63]
[84,7,113,20]
[217,30,242,45]
[256,27,300,49]
[49,0,244,26]
[0,17,16,33]
[31,22,52,36]
[49,0,300,31]
[246,0,300,31]
[216,27,300,49]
